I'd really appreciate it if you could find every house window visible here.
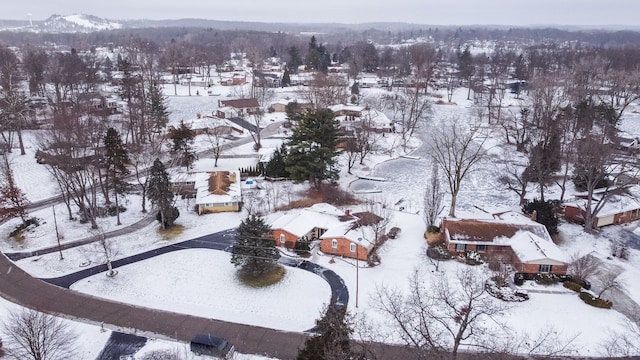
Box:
[539,264,552,273]
[476,245,487,253]
[350,243,356,253]
[279,234,285,245]
[455,244,466,252]
[332,239,338,249]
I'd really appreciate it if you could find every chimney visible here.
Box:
[531,210,537,222]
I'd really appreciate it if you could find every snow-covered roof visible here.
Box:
[509,231,569,264]
[194,170,242,205]
[269,203,348,238]
[564,186,640,218]
[329,104,365,113]
[321,223,376,249]
[443,216,567,265]
[268,203,378,247]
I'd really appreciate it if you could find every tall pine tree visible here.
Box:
[168,121,196,170]
[104,127,130,225]
[147,158,178,229]
[285,109,341,190]
[147,81,169,138]
[230,215,279,278]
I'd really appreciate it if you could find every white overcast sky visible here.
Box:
[4,0,639,26]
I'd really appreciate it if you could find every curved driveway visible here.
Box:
[41,228,349,308]
[0,226,350,359]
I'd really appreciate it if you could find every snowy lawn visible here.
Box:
[70,250,331,332]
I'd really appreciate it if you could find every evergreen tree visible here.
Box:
[104,128,130,225]
[147,158,177,229]
[265,145,290,179]
[522,198,559,235]
[147,82,170,137]
[281,67,291,87]
[285,109,342,190]
[230,215,279,278]
[287,46,303,73]
[297,297,364,360]
[168,120,196,170]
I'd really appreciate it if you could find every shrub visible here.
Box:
[426,244,452,261]
[485,278,529,302]
[535,273,559,285]
[514,273,525,286]
[464,251,483,265]
[579,291,613,309]
[563,281,582,292]
[294,240,311,257]
[106,204,126,216]
[9,217,40,238]
[426,225,440,234]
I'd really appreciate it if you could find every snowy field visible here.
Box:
[0,81,639,358]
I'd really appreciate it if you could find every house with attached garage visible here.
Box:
[441,212,569,275]
[563,186,640,228]
[267,203,383,261]
[192,171,242,214]
[216,98,260,119]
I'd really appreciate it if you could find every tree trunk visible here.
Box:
[115,192,121,225]
[449,192,458,217]
[17,128,25,155]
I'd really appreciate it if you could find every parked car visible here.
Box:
[190,334,235,359]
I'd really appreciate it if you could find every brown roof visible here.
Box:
[442,218,547,242]
[220,98,259,109]
[208,171,232,195]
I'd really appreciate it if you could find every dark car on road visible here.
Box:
[190,334,235,359]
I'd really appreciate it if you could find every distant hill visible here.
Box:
[0,14,123,33]
[0,13,429,34]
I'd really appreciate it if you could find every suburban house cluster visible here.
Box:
[267,203,383,261]
[441,212,569,275]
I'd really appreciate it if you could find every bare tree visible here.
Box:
[574,134,636,232]
[567,253,599,285]
[91,226,118,277]
[429,119,488,217]
[0,153,30,223]
[423,163,444,228]
[302,73,349,109]
[385,87,431,151]
[1,308,78,360]
[39,111,104,229]
[373,268,509,359]
[595,268,625,299]
[498,155,528,206]
[601,313,640,357]
[205,126,227,167]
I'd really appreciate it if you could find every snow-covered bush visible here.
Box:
[485,278,529,302]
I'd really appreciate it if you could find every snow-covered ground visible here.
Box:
[1,81,639,358]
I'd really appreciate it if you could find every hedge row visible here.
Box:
[563,281,582,293]
[579,291,613,309]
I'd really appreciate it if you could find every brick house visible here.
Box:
[268,203,383,260]
[564,187,640,228]
[441,215,568,275]
[216,98,260,119]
